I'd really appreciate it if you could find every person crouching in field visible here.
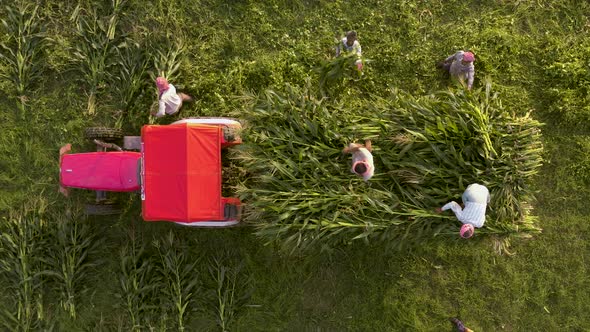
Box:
[336,30,363,71]
[151,77,193,118]
[435,183,490,238]
[343,139,374,182]
[450,317,474,332]
[437,50,475,90]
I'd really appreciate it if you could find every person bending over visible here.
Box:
[435,183,490,238]
[343,139,374,182]
[152,77,193,118]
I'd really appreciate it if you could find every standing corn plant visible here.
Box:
[151,34,186,82]
[69,2,126,116]
[236,81,543,252]
[154,231,200,332]
[0,211,53,331]
[45,211,101,320]
[117,229,161,331]
[205,250,253,332]
[0,2,48,120]
[113,41,150,127]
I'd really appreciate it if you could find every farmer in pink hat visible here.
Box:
[151,77,193,118]
[438,50,476,90]
[342,139,374,182]
[435,183,490,238]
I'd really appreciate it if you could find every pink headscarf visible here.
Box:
[156,77,169,93]
[352,160,371,176]
[463,52,475,62]
[460,224,475,238]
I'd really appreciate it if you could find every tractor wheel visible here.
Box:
[84,202,121,216]
[84,127,123,142]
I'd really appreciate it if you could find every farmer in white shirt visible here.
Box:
[342,139,374,182]
[435,183,490,238]
[336,30,363,71]
[438,50,475,90]
[151,77,192,118]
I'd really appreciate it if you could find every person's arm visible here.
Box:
[355,42,362,57]
[441,201,463,219]
[336,43,341,57]
[444,52,456,63]
[343,143,362,154]
[154,99,166,117]
[364,139,372,152]
[467,67,474,90]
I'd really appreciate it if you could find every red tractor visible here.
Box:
[59,118,242,227]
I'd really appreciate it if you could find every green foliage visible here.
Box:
[117,230,160,331]
[151,34,185,82]
[541,38,590,126]
[0,206,53,331]
[205,250,253,332]
[46,211,101,319]
[154,231,200,332]
[69,2,127,115]
[0,2,48,118]
[113,41,151,127]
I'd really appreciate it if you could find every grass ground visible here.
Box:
[1,0,590,330]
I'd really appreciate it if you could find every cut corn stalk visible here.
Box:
[235,82,543,251]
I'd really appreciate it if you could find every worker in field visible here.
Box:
[435,183,490,238]
[437,50,475,90]
[336,30,363,71]
[342,139,374,181]
[151,77,193,118]
[450,317,474,332]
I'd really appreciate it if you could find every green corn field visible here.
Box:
[0,0,589,330]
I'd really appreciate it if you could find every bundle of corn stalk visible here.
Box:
[316,54,365,95]
[234,82,543,251]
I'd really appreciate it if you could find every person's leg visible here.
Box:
[172,93,193,116]
[179,92,193,102]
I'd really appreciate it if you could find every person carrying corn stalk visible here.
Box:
[151,77,193,118]
[342,139,374,181]
[437,50,475,90]
[450,317,474,332]
[336,30,363,71]
[435,183,490,238]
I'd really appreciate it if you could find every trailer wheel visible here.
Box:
[84,202,121,216]
[224,203,240,220]
[84,127,123,142]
